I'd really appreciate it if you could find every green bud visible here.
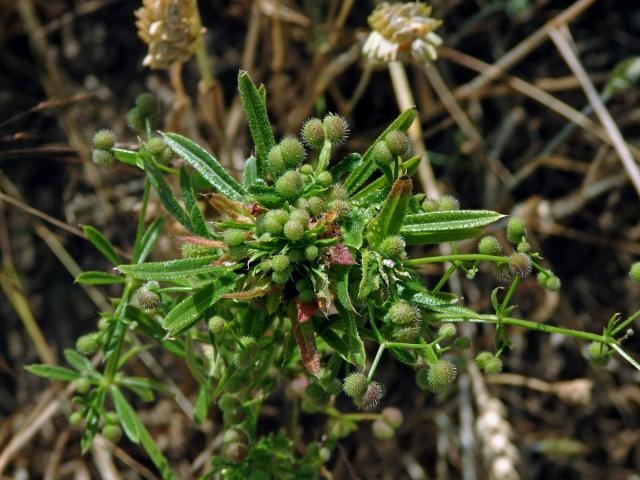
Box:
[508,253,532,278]
[275,170,303,200]
[280,137,305,168]
[160,146,174,164]
[630,262,640,284]
[223,427,249,446]
[135,92,160,118]
[437,194,460,211]
[104,412,119,425]
[69,411,83,426]
[300,164,314,175]
[302,117,325,149]
[475,351,494,369]
[92,129,115,150]
[426,359,457,392]
[219,394,242,412]
[132,286,161,311]
[328,199,348,219]
[482,356,503,374]
[102,424,123,443]
[271,269,291,285]
[328,185,348,201]
[267,145,285,176]
[372,419,394,440]
[342,372,368,398]
[379,235,406,259]
[507,217,525,244]
[478,236,502,256]
[384,130,410,156]
[308,196,325,216]
[437,323,457,339]
[224,229,246,247]
[588,342,610,367]
[76,333,100,356]
[546,275,561,292]
[289,208,310,228]
[208,315,225,334]
[387,301,420,325]
[304,245,320,261]
[146,137,165,156]
[296,197,309,209]
[264,210,287,234]
[259,259,273,273]
[323,114,349,144]
[381,407,403,429]
[517,240,531,253]
[74,378,91,394]
[372,141,393,166]
[126,107,145,132]
[317,171,333,187]
[92,149,115,166]
[421,197,438,213]
[284,220,304,241]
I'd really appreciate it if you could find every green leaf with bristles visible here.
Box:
[401,210,504,245]
[162,132,245,201]
[143,157,192,231]
[366,175,413,248]
[243,155,258,188]
[82,225,121,265]
[116,256,225,281]
[238,71,275,179]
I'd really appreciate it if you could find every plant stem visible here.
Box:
[611,309,640,336]
[367,344,386,382]
[406,254,508,266]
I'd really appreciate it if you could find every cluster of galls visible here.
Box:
[342,372,386,410]
[218,394,250,463]
[383,301,422,342]
[370,129,411,168]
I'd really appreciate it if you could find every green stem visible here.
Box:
[406,254,508,266]
[426,313,613,344]
[500,277,520,312]
[611,309,640,337]
[432,263,457,294]
[367,343,386,382]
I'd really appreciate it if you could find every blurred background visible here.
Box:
[1,0,639,478]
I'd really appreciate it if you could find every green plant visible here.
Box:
[27,71,640,479]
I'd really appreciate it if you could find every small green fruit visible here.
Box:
[104,412,119,425]
[421,197,438,213]
[76,333,100,356]
[284,220,304,241]
[208,316,225,334]
[308,196,325,216]
[475,351,494,369]
[372,419,394,440]
[300,164,314,175]
[372,141,393,166]
[482,356,503,374]
[267,145,285,176]
[426,360,457,392]
[379,235,406,259]
[478,236,502,256]
[588,341,610,367]
[135,93,160,118]
[69,411,83,425]
[507,217,525,244]
[126,107,145,131]
[92,149,115,166]
[301,118,325,149]
[630,262,640,284]
[92,129,115,150]
[328,185,348,201]
[280,137,305,167]
[74,378,91,394]
[317,171,333,187]
[304,245,319,261]
[388,301,420,325]
[224,229,246,247]
[275,171,302,200]
[289,208,310,228]
[219,394,242,412]
[102,424,123,443]
[343,372,368,398]
[437,323,457,339]
[271,269,291,285]
[384,130,410,156]
[146,137,165,155]
[323,114,349,144]
[437,194,460,211]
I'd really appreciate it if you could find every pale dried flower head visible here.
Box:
[363,2,443,64]
[552,378,593,406]
[135,0,204,69]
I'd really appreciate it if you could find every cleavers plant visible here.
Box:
[27,71,640,479]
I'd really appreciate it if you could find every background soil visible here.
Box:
[1,0,639,479]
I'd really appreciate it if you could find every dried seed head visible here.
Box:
[357,381,385,410]
[492,263,514,283]
[508,253,532,278]
[426,359,457,392]
[364,2,443,64]
[437,194,460,211]
[135,0,203,69]
[478,236,503,256]
[506,217,525,244]
[385,130,410,156]
[388,301,420,325]
[323,114,349,144]
[92,129,116,150]
[343,372,369,398]
[301,117,325,149]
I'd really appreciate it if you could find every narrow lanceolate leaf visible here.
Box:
[351,155,420,202]
[162,132,245,201]
[82,226,121,265]
[25,364,80,382]
[116,256,222,281]
[330,153,362,179]
[366,175,413,247]
[64,348,97,374]
[75,271,126,285]
[144,157,192,231]
[401,210,504,245]
[412,292,481,319]
[110,386,141,443]
[237,71,275,179]
[162,277,237,336]
[180,167,210,237]
[134,216,165,264]
[343,309,366,366]
[344,107,417,194]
